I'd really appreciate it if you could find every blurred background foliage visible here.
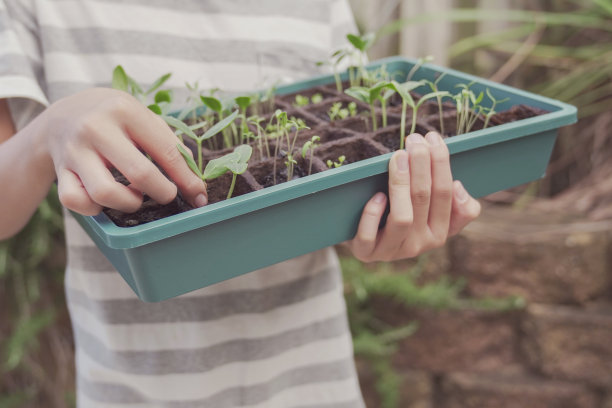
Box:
[1,0,611,407]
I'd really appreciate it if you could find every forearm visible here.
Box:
[0,100,55,240]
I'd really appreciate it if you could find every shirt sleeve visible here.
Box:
[0,0,48,130]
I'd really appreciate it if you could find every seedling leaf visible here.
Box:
[200,96,223,113]
[148,104,162,115]
[154,89,172,104]
[201,110,239,141]
[177,143,202,179]
[112,65,128,91]
[146,73,171,95]
[235,96,251,111]
[162,115,199,141]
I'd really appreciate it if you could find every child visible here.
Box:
[0,0,480,406]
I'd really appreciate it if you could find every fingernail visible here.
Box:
[373,192,386,204]
[454,181,468,203]
[396,151,409,172]
[425,132,441,146]
[407,133,425,144]
[194,193,208,207]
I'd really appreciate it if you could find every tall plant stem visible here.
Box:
[381,99,387,128]
[410,106,418,135]
[370,105,378,132]
[197,139,203,173]
[400,100,407,150]
[309,150,314,176]
[436,96,445,135]
[227,174,237,199]
[334,70,342,92]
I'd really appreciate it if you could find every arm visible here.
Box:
[0,89,208,240]
[347,131,481,262]
[0,99,55,239]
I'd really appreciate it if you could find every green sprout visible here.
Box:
[348,101,357,117]
[453,83,485,135]
[327,155,346,168]
[390,81,450,149]
[301,135,321,176]
[426,73,448,135]
[112,65,172,114]
[311,93,323,104]
[483,89,510,129]
[328,102,349,122]
[406,55,434,81]
[345,81,391,131]
[294,95,310,107]
[317,49,350,92]
[169,110,239,173]
[284,118,309,181]
[177,81,202,124]
[346,32,376,87]
[247,115,270,160]
[235,95,252,143]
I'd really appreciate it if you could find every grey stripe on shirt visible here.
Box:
[79,358,356,406]
[66,263,339,323]
[54,0,332,22]
[73,313,349,374]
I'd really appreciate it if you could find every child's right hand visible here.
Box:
[38,88,208,215]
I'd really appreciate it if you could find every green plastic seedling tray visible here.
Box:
[72,57,577,302]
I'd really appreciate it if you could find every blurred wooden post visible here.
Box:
[399,0,454,66]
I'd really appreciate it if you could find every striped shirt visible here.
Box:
[0,1,365,407]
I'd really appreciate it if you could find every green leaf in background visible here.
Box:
[162,115,199,141]
[111,65,128,91]
[3,310,55,372]
[154,90,172,104]
[147,104,162,115]
[201,110,239,141]
[235,96,251,111]
[145,73,171,95]
[200,95,223,113]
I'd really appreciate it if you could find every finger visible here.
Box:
[71,151,144,213]
[351,192,387,260]
[122,106,207,207]
[425,132,453,242]
[91,124,178,205]
[405,133,431,230]
[387,150,413,227]
[56,167,103,216]
[448,180,481,237]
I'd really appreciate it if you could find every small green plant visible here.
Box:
[348,101,357,117]
[169,110,239,173]
[311,93,323,104]
[294,94,310,107]
[406,55,434,81]
[112,65,172,114]
[483,88,510,129]
[346,32,376,87]
[177,81,202,122]
[301,135,321,175]
[453,83,485,135]
[390,81,449,149]
[327,155,346,168]
[426,73,448,135]
[345,81,392,131]
[328,102,349,121]
[234,95,252,143]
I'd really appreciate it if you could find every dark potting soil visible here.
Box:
[103,85,548,227]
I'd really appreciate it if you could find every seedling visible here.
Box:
[348,101,357,117]
[235,95,252,143]
[294,95,309,107]
[453,83,485,135]
[483,89,510,129]
[112,65,172,113]
[301,135,320,176]
[345,81,391,131]
[311,93,323,104]
[327,155,346,168]
[170,110,239,173]
[390,81,450,149]
[247,115,270,160]
[205,145,253,199]
[328,102,349,122]
[426,73,448,135]
[284,118,309,181]
[346,33,376,86]
[177,81,202,123]
[406,55,434,81]
[317,50,349,92]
